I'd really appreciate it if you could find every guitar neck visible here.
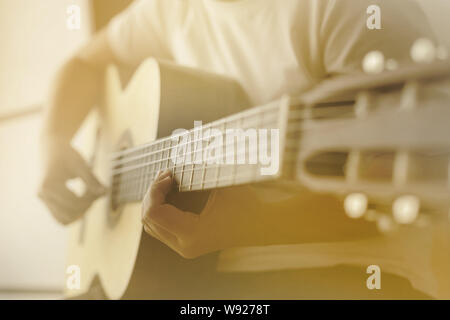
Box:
[111,97,291,206]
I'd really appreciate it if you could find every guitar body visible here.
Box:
[63,56,450,299]
[65,59,251,299]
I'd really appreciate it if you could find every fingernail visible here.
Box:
[162,170,172,176]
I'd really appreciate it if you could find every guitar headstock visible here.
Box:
[291,40,450,232]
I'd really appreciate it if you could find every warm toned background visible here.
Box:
[0,0,131,299]
[0,0,448,299]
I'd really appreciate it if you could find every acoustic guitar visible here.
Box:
[65,57,450,299]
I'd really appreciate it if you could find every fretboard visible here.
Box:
[110,97,290,206]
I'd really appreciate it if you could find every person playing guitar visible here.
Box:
[38,0,444,299]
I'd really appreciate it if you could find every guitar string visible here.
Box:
[114,128,285,202]
[111,122,280,175]
[114,137,283,201]
[110,111,281,166]
[109,113,352,177]
[113,150,288,200]
[114,157,303,203]
[113,111,288,201]
[109,107,355,203]
[110,103,354,161]
[110,101,282,158]
[110,116,279,167]
[110,107,354,173]
[111,140,294,186]
[110,109,354,202]
[111,132,333,203]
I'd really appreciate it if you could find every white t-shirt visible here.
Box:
[107,0,443,297]
[107,0,434,105]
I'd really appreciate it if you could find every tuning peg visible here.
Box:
[344,193,368,219]
[376,214,396,234]
[410,38,436,63]
[354,91,371,118]
[392,195,420,224]
[362,51,385,74]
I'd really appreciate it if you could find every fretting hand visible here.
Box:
[142,170,379,259]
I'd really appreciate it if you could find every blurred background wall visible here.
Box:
[423,0,450,48]
[0,0,448,299]
[0,0,131,299]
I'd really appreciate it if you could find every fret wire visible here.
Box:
[115,154,303,197]
[114,142,283,190]
[188,129,197,191]
[231,115,242,186]
[110,100,353,163]
[215,122,225,188]
[176,135,185,191]
[150,143,156,176]
[115,156,306,203]
[157,141,163,173]
[164,139,170,172]
[133,147,139,198]
[138,146,144,197]
[139,146,145,197]
[113,104,334,202]
[171,140,176,176]
[143,145,151,196]
[112,128,280,177]
[116,165,259,201]
[112,134,274,199]
[111,102,281,159]
[116,152,306,201]
[255,106,266,181]
[149,144,155,189]
[136,147,141,198]
[111,116,279,167]
[112,116,282,173]
[116,165,277,202]
[200,124,207,189]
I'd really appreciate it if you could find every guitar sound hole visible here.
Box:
[107,130,134,227]
[107,203,125,227]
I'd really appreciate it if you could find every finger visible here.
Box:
[147,175,173,207]
[143,203,198,237]
[156,170,172,181]
[141,170,173,211]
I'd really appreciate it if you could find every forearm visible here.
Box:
[43,56,103,142]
